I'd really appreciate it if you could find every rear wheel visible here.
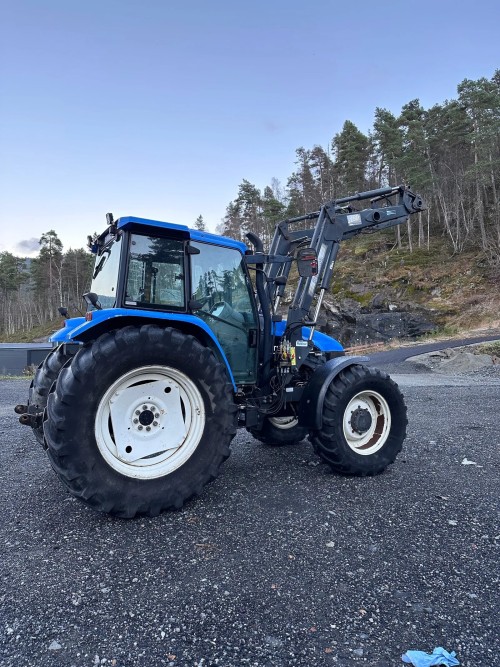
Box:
[44,325,237,517]
[28,346,72,446]
[310,365,406,475]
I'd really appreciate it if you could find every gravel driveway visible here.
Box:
[1,362,499,667]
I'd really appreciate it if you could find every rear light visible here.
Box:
[85,312,93,321]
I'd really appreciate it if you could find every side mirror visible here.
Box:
[83,292,102,310]
[296,248,318,278]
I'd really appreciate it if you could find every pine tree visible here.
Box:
[398,100,433,191]
[30,230,64,318]
[262,186,285,245]
[194,215,206,231]
[0,252,26,294]
[332,121,370,194]
[310,145,336,201]
[286,148,320,218]
[218,201,244,240]
[373,108,403,187]
[235,180,263,239]
[0,252,28,334]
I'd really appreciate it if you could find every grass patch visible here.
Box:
[473,341,500,356]
[0,320,61,343]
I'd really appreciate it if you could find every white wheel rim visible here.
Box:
[95,365,205,479]
[269,415,299,430]
[342,390,391,455]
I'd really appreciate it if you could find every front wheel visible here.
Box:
[310,365,407,475]
[44,325,237,517]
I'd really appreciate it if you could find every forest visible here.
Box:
[0,71,498,338]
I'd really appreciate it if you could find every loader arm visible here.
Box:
[245,185,425,379]
[286,186,425,342]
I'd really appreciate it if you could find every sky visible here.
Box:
[1,0,498,256]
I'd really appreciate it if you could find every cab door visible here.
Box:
[189,242,258,385]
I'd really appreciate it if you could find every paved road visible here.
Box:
[1,370,499,667]
[367,333,500,366]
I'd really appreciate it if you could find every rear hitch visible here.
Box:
[18,412,43,428]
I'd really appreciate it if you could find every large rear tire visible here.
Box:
[44,325,237,517]
[310,365,407,475]
[28,346,72,446]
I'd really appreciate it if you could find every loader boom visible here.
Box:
[245,185,426,379]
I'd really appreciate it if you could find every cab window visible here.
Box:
[125,235,185,309]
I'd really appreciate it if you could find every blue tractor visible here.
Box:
[16,186,425,517]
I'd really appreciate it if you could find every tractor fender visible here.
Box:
[49,309,238,390]
[297,356,369,430]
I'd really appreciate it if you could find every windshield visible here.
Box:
[90,235,122,308]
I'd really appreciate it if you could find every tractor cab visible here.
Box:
[82,216,260,385]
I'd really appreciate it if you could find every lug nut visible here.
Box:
[154,413,160,418]
[138,425,143,431]
[135,410,140,415]
[146,426,151,432]
[142,405,147,410]
[133,418,139,424]
[153,421,158,427]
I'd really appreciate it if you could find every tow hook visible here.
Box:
[15,406,43,428]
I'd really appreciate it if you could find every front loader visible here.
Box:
[16,185,425,517]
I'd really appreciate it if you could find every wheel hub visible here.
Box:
[137,406,159,428]
[108,379,187,463]
[349,407,372,434]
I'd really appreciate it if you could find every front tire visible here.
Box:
[44,325,237,517]
[310,365,407,475]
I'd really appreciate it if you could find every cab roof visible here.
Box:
[117,216,246,252]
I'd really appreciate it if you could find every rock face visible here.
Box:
[317,296,437,347]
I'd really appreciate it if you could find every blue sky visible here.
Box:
[1,0,498,255]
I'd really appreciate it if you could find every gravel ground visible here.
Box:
[1,367,499,667]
